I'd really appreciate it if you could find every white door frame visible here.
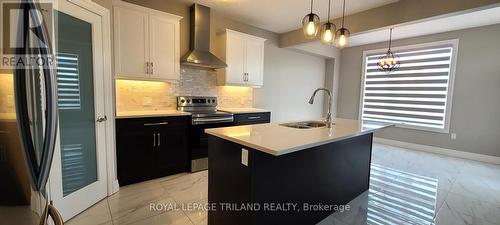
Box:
[48,0,116,221]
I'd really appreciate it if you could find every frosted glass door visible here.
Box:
[49,0,107,221]
[55,11,97,197]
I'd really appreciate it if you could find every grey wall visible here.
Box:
[253,45,326,122]
[337,24,500,157]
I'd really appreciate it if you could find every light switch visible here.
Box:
[143,97,153,106]
[241,148,248,166]
[451,133,457,140]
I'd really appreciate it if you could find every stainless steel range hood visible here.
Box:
[181,4,227,69]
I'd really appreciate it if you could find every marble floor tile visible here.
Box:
[108,185,171,223]
[442,192,500,225]
[112,195,177,225]
[434,203,497,225]
[449,174,500,205]
[160,171,208,205]
[123,210,194,225]
[65,199,112,225]
[184,208,207,225]
[69,144,500,225]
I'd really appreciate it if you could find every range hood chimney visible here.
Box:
[181,4,227,69]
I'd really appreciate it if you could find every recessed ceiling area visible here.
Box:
[180,0,399,33]
[348,5,500,47]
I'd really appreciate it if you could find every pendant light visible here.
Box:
[335,0,350,48]
[302,0,320,39]
[377,28,400,73]
[320,0,336,45]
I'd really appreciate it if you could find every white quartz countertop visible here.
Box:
[217,108,271,114]
[205,118,393,156]
[116,110,191,119]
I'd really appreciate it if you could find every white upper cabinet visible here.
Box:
[217,29,266,87]
[113,1,181,81]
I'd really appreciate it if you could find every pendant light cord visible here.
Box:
[327,0,331,22]
[310,0,314,13]
[341,0,346,28]
[389,28,393,51]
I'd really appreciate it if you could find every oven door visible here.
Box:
[190,121,233,172]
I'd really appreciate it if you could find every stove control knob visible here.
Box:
[187,99,191,103]
[180,99,185,104]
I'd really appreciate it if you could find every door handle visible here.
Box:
[144,122,168,126]
[146,62,150,74]
[157,133,161,147]
[151,62,154,74]
[153,133,156,147]
[96,116,107,123]
[248,116,261,120]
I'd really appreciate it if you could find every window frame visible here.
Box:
[358,39,459,133]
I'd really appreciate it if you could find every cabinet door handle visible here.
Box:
[144,122,169,126]
[248,116,261,120]
[153,133,156,147]
[146,62,150,74]
[151,62,154,74]
[96,116,107,123]
[157,133,161,147]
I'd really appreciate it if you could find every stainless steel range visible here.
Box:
[177,96,234,172]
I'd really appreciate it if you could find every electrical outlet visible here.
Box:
[241,148,248,166]
[451,133,457,140]
[143,97,153,106]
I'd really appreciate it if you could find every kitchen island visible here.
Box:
[205,118,392,225]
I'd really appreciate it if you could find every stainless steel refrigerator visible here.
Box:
[0,0,63,224]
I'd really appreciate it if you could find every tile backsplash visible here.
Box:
[0,74,15,114]
[116,67,253,112]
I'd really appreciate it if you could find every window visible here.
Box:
[360,40,458,133]
[56,53,81,110]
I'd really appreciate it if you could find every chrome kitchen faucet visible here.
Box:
[309,88,334,128]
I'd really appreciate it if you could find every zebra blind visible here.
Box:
[361,42,456,131]
[56,53,81,110]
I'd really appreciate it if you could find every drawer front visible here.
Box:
[234,112,270,125]
[116,116,190,130]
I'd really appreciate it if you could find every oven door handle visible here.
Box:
[192,117,234,125]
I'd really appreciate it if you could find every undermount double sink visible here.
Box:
[280,121,329,129]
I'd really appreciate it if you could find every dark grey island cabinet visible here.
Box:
[205,118,393,225]
[116,116,190,186]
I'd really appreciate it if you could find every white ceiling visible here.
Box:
[181,0,399,33]
[348,5,500,47]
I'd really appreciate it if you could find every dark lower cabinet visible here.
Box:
[233,112,271,125]
[116,116,190,186]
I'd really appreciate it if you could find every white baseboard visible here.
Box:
[111,180,120,195]
[373,137,500,165]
